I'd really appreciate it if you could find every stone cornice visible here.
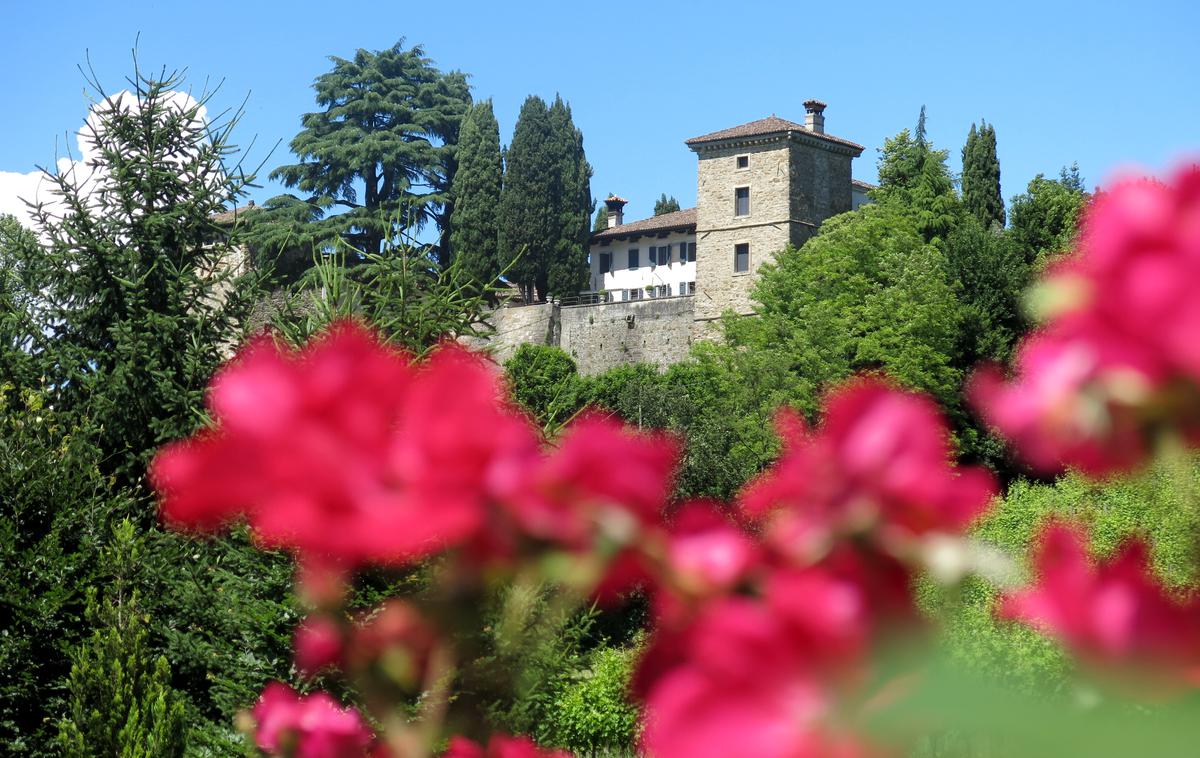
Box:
[689,130,863,158]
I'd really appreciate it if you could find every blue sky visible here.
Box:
[2,0,1198,225]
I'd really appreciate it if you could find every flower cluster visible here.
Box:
[971,165,1200,475]
[153,158,1200,758]
[634,379,998,758]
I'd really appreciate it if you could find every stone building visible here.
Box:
[484,101,873,374]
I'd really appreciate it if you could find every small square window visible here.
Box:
[736,155,749,169]
[735,187,750,217]
[734,243,750,273]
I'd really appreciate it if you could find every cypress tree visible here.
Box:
[450,100,504,298]
[962,120,1005,229]
[593,205,609,232]
[546,96,593,299]
[500,96,556,302]
[654,194,681,215]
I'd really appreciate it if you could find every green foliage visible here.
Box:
[501,96,555,302]
[653,194,681,216]
[503,344,585,431]
[874,108,961,242]
[730,203,964,409]
[450,100,505,298]
[0,215,39,393]
[942,215,1031,365]
[592,204,609,232]
[1009,165,1089,264]
[961,121,1006,229]
[57,522,187,758]
[546,97,593,299]
[269,237,497,356]
[541,643,641,754]
[933,456,1200,696]
[137,528,298,753]
[15,64,263,489]
[0,392,134,756]
[270,40,471,260]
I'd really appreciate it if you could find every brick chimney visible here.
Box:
[604,194,628,228]
[803,99,827,134]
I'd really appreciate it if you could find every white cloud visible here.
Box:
[0,90,209,233]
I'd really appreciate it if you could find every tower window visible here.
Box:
[734,243,750,273]
[736,155,749,169]
[735,187,750,217]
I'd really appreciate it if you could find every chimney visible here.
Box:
[803,99,827,134]
[604,194,628,228]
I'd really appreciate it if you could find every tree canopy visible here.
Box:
[653,194,681,215]
[874,107,961,242]
[500,95,592,302]
[449,100,504,298]
[1009,165,1089,264]
[962,120,1006,229]
[271,40,471,259]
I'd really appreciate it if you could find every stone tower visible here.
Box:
[686,101,864,325]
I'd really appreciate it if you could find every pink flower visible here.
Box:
[740,380,996,558]
[662,501,758,597]
[151,322,540,566]
[494,412,678,546]
[252,682,374,757]
[442,734,571,758]
[638,596,866,758]
[972,165,1200,475]
[294,615,344,677]
[1000,522,1200,681]
[969,329,1152,476]
[347,600,436,690]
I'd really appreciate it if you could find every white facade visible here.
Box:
[589,229,697,302]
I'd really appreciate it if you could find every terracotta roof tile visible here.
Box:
[685,115,863,152]
[851,178,877,190]
[591,207,696,241]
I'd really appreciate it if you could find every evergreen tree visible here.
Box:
[592,205,609,232]
[57,522,186,758]
[16,65,263,488]
[653,194,681,215]
[545,96,593,299]
[962,121,1005,229]
[449,100,504,298]
[875,107,960,242]
[271,40,471,259]
[500,96,557,302]
[1009,166,1089,263]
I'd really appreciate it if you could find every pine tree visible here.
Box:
[500,96,556,302]
[962,121,1005,229]
[57,522,187,758]
[450,100,504,298]
[17,64,263,489]
[653,194,681,215]
[271,40,471,259]
[545,96,593,299]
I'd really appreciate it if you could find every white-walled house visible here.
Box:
[588,202,697,302]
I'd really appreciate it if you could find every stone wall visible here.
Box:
[560,295,695,375]
[472,296,696,375]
